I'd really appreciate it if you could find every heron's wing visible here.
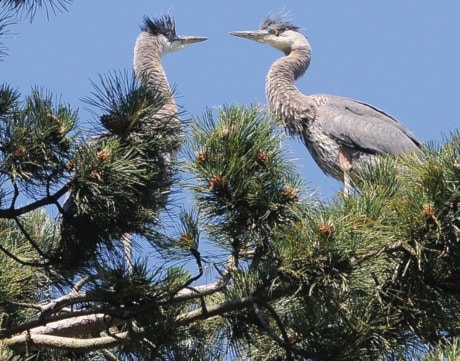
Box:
[317,97,420,155]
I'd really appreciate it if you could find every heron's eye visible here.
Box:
[269,29,280,36]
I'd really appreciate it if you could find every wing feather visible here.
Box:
[317,97,420,155]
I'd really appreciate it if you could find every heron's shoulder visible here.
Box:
[305,94,332,107]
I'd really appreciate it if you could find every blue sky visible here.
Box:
[2,0,460,197]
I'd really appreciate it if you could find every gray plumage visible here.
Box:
[231,17,421,192]
[134,16,207,127]
[133,15,206,192]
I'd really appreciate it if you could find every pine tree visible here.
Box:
[1,2,459,360]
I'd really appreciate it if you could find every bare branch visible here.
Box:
[176,295,259,325]
[39,290,92,320]
[4,307,116,338]
[72,274,101,293]
[173,254,236,301]
[31,313,120,337]
[2,329,130,353]
[173,280,227,302]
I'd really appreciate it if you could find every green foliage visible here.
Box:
[222,136,459,360]
[186,105,305,251]
[0,93,459,359]
[83,71,181,210]
[420,337,460,361]
[0,83,20,114]
[0,87,77,188]
[84,71,178,140]
[0,211,55,334]
[59,138,153,255]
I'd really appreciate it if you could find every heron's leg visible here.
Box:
[343,171,353,196]
[122,233,133,274]
[339,150,353,196]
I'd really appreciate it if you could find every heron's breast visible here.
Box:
[302,121,343,178]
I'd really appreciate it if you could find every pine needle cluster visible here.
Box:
[0,85,76,191]
[186,105,305,252]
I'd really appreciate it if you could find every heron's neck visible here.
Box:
[265,47,312,126]
[134,34,178,121]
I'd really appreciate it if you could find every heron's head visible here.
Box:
[141,16,207,55]
[230,17,308,54]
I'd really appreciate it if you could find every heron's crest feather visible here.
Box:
[141,15,177,40]
[260,16,300,33]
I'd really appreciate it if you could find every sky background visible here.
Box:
[2,0,459,199]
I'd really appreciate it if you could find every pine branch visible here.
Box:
[176,295,261,325]
[2,304,129,341]
[174,261,234,301]
[2,328,132,354]
[30,313,121,338]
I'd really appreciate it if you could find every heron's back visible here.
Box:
[295,94,421,179]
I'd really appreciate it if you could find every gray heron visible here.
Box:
[230,17,421,194]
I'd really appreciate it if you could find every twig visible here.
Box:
[170,247,204,298]
[254,302,313,360]
[0,242,50,267]
[173,255,235,301]
[9,181,20,210]
[0,184,69,218]
[13,216,48,259]
[176,295,260,325]
[253,302,294,361]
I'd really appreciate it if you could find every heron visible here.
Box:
[230,17,421,194]
[134,15,207,126]
[117,16,208,269]
[59,16,206,273]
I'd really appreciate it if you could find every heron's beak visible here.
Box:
[177,36,208,45]
[168,36,207,53]
[229,30,270,42]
